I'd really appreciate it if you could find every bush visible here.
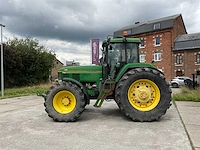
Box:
[0,37,55,88]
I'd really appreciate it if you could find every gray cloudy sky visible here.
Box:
[0,0,200,65]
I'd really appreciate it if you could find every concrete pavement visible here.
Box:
[0,95,197,150]
[175,101,200,150]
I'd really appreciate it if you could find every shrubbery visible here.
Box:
[0,37,55,88]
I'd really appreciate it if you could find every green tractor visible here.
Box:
[43,35,171,122]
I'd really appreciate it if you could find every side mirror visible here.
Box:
[109,45,112,50]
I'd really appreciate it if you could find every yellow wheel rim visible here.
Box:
[128,79,160,111]
[53,90,76,114]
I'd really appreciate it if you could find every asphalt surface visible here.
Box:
[0,91,197,150]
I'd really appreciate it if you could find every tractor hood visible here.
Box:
[58,65,102,83]
[58,65,102,73]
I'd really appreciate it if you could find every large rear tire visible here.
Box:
[44,82,86,122]
[115,68,171,122]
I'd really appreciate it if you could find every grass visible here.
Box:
[1,83,200,102]
[173,87,200,102]
[0,83,53,99]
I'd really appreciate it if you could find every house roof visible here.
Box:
[113,14,181,37]
[55,58,64,65]
[173,32,200,51]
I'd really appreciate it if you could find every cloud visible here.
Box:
[41,38,93,65]
[0,0,200,65]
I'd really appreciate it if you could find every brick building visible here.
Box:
[172,33,200,82]
[51,59,64,81]
[113,14,187,81]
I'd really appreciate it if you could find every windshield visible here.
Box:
[126,43,138,63]
[108,43,138,64]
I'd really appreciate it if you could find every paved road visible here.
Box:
[0,95,192,150]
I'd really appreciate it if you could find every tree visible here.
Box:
[2,37,55,88]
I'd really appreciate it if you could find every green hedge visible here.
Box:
[0,37,55,88]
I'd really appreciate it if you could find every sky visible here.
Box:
[0,0,200,65]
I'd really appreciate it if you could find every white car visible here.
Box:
[171,76,193,88]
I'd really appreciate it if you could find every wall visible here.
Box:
[172,49,200,79]
[132,29,173,81]
[51,60,63,81]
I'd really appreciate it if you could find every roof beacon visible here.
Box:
[123,31,127,36]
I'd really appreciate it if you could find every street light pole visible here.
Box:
[0,24,5,97]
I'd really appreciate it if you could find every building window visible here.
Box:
[153,23,160,29]
[140,39,145,48]
[176,55,183,64]
[154,52,161,62]
[176,70,184,76]
[139,53,146,63]
[154,37,160,46]
[197,54,200,64]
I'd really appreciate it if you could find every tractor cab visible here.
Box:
[101,37,140,79]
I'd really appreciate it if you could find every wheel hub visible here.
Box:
[53,90,76,114]
[128,79,160,111]
[138,89,150,102]
[61,97,70,106]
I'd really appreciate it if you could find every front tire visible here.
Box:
[44,82,86,122]
[115,68,171,122]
